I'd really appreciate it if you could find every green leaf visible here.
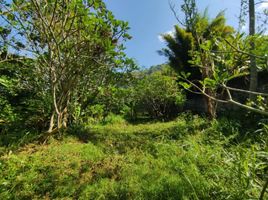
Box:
[226,72,248,81]
[178,81,191,89]
[0,77,12,88]
[203,78,216,88]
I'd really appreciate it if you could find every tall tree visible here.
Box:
[239,0,268,99]
[249,0,257,99]
[163,0,268,118]
[160,2,234,118]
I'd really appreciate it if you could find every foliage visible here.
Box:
[0,0,135,131]
[102,113,128,125]
[159,26,196,78]
[187,32,268,116]
[124,65,186,120]
[77,65,185,122]
[0,58,51,131]
[1,1,268,199]
[132,71,185,119]
[160,8,235,118]
[162,1,268,117]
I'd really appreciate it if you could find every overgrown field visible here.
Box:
[1,114,268,199]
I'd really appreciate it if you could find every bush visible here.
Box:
[102,113,127,125]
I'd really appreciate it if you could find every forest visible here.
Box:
[0,0,268,199]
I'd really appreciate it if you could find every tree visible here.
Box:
[163,0,268,118]
[159,26,197,79]
[249,0,257,99]
[126,65,185,120]
[178,24,268,116]
[0,0,134,132]
[240,0,268,99]
[135,71,185,119]
[160,3,234,118]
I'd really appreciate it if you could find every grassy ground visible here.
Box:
[0,114,268,199]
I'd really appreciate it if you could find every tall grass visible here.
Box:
[0,114,267,199]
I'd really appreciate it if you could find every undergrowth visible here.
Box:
[0,114,268,199]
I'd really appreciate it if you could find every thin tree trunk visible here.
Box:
[249,0,257,99]
[56,91,70,129]
[62,106,68,128]
[48,111,55,133]
[202,57,217,118]
[57,111,63,129]
[205,89,217,119]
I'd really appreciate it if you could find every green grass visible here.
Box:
[0,114,268,199]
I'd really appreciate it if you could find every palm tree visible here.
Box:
[159,11,234,118]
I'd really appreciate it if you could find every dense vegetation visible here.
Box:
[0,0,268,199]
[1,115,268,199]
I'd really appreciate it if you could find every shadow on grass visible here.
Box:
[66,120,204,156]
[1,111,266,154]
[0,123,42,153]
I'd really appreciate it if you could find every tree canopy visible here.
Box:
[0,0,135,131]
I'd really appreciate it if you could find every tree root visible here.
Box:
[39,128,59,145]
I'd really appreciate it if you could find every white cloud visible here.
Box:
[158,29,175,43]
[257,2,268,10]
[241,24,248,32]
[158,35,165,43]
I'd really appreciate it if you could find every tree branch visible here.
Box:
[224,85,268,96]
[181,80,268,116]
[224,38,266,60]
[168,0,185,27]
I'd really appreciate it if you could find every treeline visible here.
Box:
[83,64,185,123]
[0,0,268,135]
[0,0,184,134]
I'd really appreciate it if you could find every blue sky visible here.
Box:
[103,0,266,68]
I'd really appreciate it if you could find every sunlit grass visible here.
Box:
[0,115,267,199]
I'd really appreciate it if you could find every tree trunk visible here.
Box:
[62,106,68,128]
[205,89,217,119]
[249,0,257,99]
[48,90,70,132]
[48,111,55,133]
[202,56,217,118]
[56,104,69,129]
